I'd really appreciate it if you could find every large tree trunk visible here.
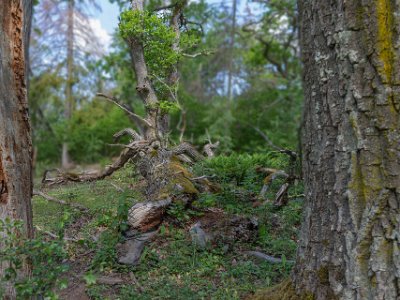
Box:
[292,0,400,299]
[62,0,74,169]
[0,0,34,298]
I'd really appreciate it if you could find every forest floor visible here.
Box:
[32,153,303,300]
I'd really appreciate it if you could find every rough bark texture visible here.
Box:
[0,0,34,298]
[294,0,400,299]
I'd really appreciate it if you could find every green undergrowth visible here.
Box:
[28,153,303,299]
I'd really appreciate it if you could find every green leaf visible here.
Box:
[83,273,97,286]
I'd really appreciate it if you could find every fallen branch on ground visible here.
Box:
[33,190,88,212]
[245,251,294,264]
[34,225,78,242]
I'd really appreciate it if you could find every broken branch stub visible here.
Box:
[127,199,172,232]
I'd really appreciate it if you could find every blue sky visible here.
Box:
[97,0,120,34]
[92,0,262,51]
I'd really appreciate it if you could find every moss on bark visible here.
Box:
[251,280,314,300]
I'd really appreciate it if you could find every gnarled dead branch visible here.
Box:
[113,128,142,142]
[172,142,204,162]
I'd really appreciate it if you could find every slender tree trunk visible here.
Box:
[0,0,34,298]
[62,0,74,169]
[227,0,237,101]
[292,0,400,299]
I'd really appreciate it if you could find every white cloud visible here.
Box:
[88,18,112,53]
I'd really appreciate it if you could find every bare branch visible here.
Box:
[245,251,294,264]
[42,140,149,185]
[172,142,204,161]
[181,50,215,58]
[96,93,153,128]
[176,109,187,143]
[152,75,179,103]
[35,225,79,242]
[253,126,297,159]
[203,141,220,158]
[113,128,143,142]
[33,190,88,211]
[153,3,177,11]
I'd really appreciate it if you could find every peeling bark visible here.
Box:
[0,0,33,298]
[294,0,400,299]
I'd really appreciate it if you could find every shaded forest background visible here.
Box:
[29,0,301,168]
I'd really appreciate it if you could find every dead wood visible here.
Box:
[253,127,298,160]
[96,276,125,285]
[96,93,153,128]
[259,169,289,198]
[203,141,220,158]
[127,199,172,232]
[42,140,148,185]
[176,109,187,143]
[172,142,204,162]
[113,128,142,142]
[274,183,290,207]
[34,225,79,242]
[245,251,293,264]
[33,189,88,212]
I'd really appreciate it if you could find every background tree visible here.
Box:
[282,0,400,299]
[30,0,102,168]
[0,0,34,297]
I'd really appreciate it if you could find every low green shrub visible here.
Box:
[0,218,69,299]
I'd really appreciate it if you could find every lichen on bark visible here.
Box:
[293,0,400,299]
[376,0,394,84]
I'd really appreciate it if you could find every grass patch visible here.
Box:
[30,154,303,299]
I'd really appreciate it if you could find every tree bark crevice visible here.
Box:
[294,1,400,299]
